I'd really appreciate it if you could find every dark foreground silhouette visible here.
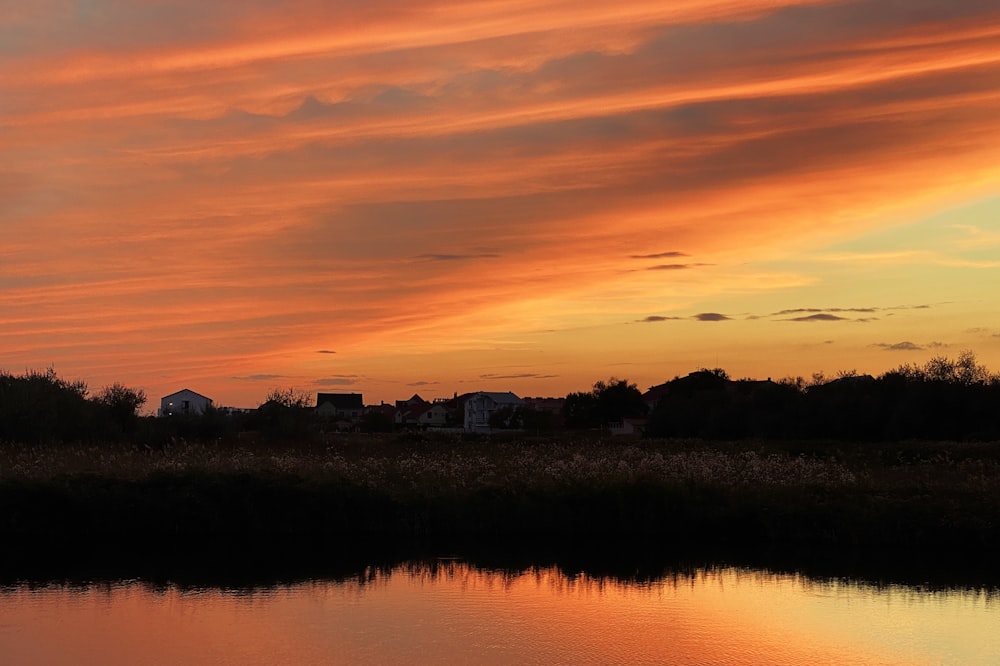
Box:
[2,435,997,577]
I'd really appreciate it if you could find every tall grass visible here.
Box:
[1,434,998,550]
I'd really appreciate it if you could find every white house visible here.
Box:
[159,389,213,417]
[464,391,523,432]
[608,417,647,436]
[315,393,364,420]
[419,401,452,428]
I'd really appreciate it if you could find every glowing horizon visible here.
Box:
[3,0,1000,408]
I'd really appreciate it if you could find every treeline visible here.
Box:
[0,371,380,446]
[562,351,1000,441]
[3,351,1000,445]
[0,369,149,444]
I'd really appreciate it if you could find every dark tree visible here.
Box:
[592,378,647,425]
[521,406,555,432]
[489,405,523,430]
[359,410,395,433]
[562,391,598,429]
[93,382,147,434]
[0,368,98,444]
[264,387,313,409]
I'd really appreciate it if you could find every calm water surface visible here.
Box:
[1,562,997,665]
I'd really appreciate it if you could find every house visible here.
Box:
[159,389,212,416]
[522,396,566,428]
[609,417,647,436]
[464,391,524,432]
[395,394,429,426]
[642,382,672,413]
[315,393,364,420]
[418,400,453,428]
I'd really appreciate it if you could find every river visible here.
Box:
[2,558,997,665]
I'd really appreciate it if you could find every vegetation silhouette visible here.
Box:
[642,352,1000,442]
[1,352,998,570]
[2,351,996,446]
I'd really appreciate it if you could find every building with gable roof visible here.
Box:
[315,393,364,420]
[159,388,212,417]
[464,391,524,432]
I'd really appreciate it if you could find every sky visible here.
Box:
[3,0,1000,409]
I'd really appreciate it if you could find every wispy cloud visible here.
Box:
[630,251,689,259]
[638,315,685,322]
[872,341,923,351]
[772,307,877,316]
[770,304,933,322]
[480,373,559,380]
[414,253,501,261]
[315,375,361,386]
[815,251,1000,269]
[949,224,1000,249]
[785,313,850,322]
[3,0,1000,405]
[645,263,711,271]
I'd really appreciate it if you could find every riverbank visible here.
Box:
[2,434,998,559]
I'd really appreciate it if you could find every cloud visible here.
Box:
[786,313,849,322]
[315,375,360,386]
[639,315,684,322]
[771,307,877,315]
[630,251,689,259]
[872,341,923,351]
[4,0,1000,408]
[407,380,439,386]
[645,263,711,271]
[415,253,501,261]
[316,349,337,354]
[233,374,287,381]
[480,373,559,379]
[693,313,731,322]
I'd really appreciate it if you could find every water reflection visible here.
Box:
[1,562,997,665]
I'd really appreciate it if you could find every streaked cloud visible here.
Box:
[639,315,685,322]
[233,374,288,381]
[645,263,711,271]
[3,0,1000,405]
[630,251,689,259]
[785,313,850,322]
[772,307,878,316]
[315,376,361,386]
[415,253,501,261]
[872,341,923,351]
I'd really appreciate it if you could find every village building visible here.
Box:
[159,389,212,416]
[395,394,429,426]
[315,393,364,420]
[464,391,524,432]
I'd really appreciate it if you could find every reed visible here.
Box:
[1,434,997,550]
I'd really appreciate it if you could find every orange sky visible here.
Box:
[3,0,1000,408]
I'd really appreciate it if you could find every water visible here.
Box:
[1,562,997,665]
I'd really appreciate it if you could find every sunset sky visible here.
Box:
[4,0,1000,409]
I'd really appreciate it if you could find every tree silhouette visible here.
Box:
[593,378,647,425]
[93,382,147,435]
